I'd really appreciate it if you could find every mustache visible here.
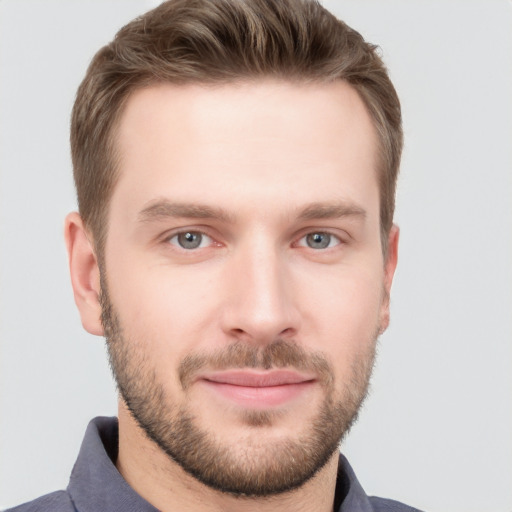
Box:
[178,339,334,390]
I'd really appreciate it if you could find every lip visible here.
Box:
[197,370,316,408]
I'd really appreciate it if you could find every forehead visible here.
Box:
[111,80,379,219]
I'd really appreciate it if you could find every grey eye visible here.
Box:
[305,232,332,249]
[174,231,204,249]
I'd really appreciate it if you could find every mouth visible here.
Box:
[196,369,317,408]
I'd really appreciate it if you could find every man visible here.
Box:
[7,0,420,510]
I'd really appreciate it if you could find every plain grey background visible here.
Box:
[1,1,511,511]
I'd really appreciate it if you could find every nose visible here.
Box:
[220,238,301,344]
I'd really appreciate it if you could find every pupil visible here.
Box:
[179,232,201,249]
[307,232,330,249]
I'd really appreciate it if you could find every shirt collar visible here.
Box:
[67,417,158,512]
[67,416,374,512]
[337,454,374,512]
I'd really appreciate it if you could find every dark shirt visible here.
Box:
[5,417,423,512]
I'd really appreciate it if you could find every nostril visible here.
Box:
[279,327,296,338]
[228,328,249,341]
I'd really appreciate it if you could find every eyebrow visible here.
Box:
[138,200,234,223]
[137,199,366,224]
[297,202,366,221]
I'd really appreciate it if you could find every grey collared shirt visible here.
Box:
[5,417,423,512]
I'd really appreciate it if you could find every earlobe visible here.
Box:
[379,224,400,334]
[64,212,104,336]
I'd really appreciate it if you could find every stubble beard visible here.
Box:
[100,282,378,497]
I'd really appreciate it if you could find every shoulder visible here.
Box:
[3,490,75,512]
[369,496,424,512]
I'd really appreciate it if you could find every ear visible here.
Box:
[379,224,399,334]
[64,212,104,336]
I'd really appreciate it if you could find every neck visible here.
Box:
[116,403,340,512]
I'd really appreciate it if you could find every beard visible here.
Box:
[100,281,378,497]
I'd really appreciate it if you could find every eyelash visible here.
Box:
[166,230,216,250]
[164,229,344,251]
[295,231,342,250]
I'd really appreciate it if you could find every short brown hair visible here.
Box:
[71,0,402,256]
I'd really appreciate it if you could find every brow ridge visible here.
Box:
[137,199,366,224]
[138,200,234,223]
[297,201,366,221]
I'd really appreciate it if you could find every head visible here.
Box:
[66,0,401,500]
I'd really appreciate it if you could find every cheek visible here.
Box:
[106,255,222,360]
[300,265,384,360]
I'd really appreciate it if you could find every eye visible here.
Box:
[168,231,213,250]
[298,232,340,250]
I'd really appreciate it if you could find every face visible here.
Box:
[90,81,397,496]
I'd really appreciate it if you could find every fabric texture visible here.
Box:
[5,417,423,512]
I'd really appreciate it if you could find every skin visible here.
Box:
[65,80,399,512]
